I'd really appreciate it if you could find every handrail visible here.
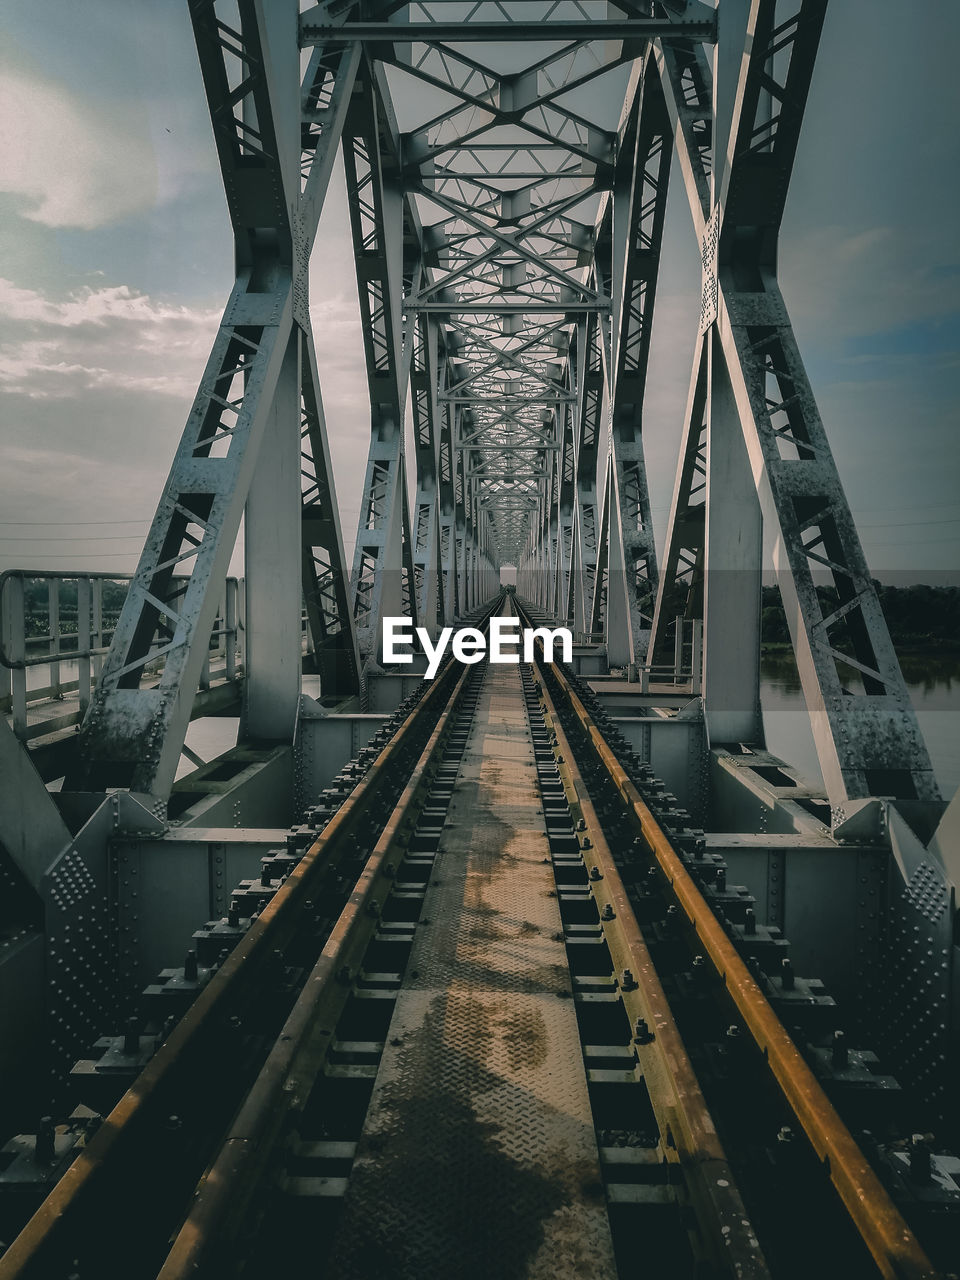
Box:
[0,570,239,671]
[0,570,242,743]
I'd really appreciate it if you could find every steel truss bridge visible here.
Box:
[0,3,957,1278]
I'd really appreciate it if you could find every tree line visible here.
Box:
[13,576,959,651]
[761,583,960,651]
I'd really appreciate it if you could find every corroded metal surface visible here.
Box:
[328,665,616,1279]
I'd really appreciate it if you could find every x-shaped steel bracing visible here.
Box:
[75,0,937,816]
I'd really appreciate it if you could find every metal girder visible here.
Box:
[568,315,604,634]
[409,315,445,634]
[300,40,364,695]
[597,52,672,664]
[343,65,421,660]
[649,334,708,666]
[301,326,363,695]
[70,1,359,798]
[554,382,577,623]
[336,5,657,574]
[650,0,938,806]
[409,302,609,314]
[67,0,940,820]
[300,19,718,44]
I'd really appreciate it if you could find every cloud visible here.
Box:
[0,56,212,232]
[0,276,221,400]
[0,61,159,228]
[781,224,960,344]
[0,267,376,568]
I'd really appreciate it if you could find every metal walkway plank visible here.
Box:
[327,663,616,1279]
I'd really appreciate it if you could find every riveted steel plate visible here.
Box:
[327,665,616,1279]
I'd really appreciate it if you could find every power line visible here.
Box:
[0,518,151,527]
[0,535,146,543]
[868,535,960,547]
[0,552,141,560]
[853,500,960,514]
[857,517,960,529]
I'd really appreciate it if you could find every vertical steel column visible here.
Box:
[703,331,764,741]
[70,0,322,797]
[344,71,416,660]
[659,0,936,805]
[243,326,302,739]
[699,0,763,743]
[649,337,708,668]
[569,316,604,636]
[238,1,302,740]
[299,41,363,699]
[599,56,671,665]
[410,316,443,635]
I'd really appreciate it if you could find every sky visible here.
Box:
[0,0,957,586]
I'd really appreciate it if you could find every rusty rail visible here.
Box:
[156,657,475,1277]
[535,666,770,1278]
[530,635,939,1280]
[0,623,478,1280]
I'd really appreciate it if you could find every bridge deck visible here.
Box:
[327,663,617,1279]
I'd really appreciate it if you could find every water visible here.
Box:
[22,656,960,803]
[761,651,960,800]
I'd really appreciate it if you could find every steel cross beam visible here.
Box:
[596,52,672,664]
[70,1,361,799]
[342,64,423,661]
[300,18,718,43]
[360,6,669,580]
[651,0,939,806]
[568,314,604,635]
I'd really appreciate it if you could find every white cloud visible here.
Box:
[0,269,375,567]
[0,277,221,399]
[0,56,213,232]
[781,224,959,342]
[0,62,162,228]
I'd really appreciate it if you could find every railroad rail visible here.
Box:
[0,598,950,1280]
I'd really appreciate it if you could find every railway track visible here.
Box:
[0,598,949,1279]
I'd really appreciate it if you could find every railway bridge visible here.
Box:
[0,2,957,1277]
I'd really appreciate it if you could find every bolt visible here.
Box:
[621,968,637,991]
[909,1134,933,1186]
[35,1116,55,1164]
[183,950,199,983]
[780,958,795,991]
[600,903,615,921]
[122,1017,139,1056]
[744,908,757,936]
[634,1017,653,1044]
[831,1029,848,1070]
[589,865,602,881]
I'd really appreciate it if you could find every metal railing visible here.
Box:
[572,616,703,692]
[0,571,243,742]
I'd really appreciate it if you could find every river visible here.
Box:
[761,651,960,799]
[24,654,960,803]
